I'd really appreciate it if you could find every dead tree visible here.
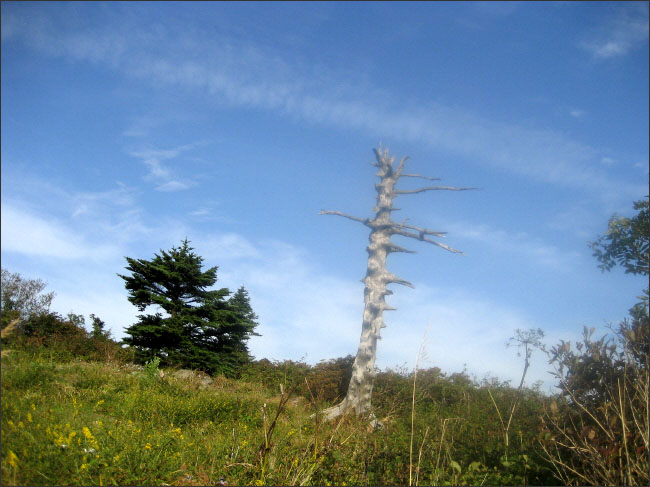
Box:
[319,145,476,422]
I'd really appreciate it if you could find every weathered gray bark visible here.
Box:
[320,146,475,422]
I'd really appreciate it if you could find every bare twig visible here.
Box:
[395,186,479,195]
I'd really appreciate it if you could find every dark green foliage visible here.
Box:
[307,355,355,403]
[589,197,649,276]
[239,356,355,404]
[21,312,85,339]
[240,358,311,391]
[238,357,556,485]
[89,313,111,341]
[541,316,649,485]
[1,357,56,390]
[538,199,650,485]
[229,286,260,336]
[1,305,131,364]
[119,239,259,376]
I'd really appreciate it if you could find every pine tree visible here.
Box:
[89,314,111,341]
[119,239,259,376]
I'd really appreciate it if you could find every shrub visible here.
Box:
[5,312,132,364]
[305,355,354,403]
[540,318,649,486]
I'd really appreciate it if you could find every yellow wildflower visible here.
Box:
[7,420,14,427]
[83,427,93,439]
[8,450,19,468]
[31,404,36,411]
[27,413,33,423]
[80,464,88,470]
[144,443,152,450]
[17,421,24,428]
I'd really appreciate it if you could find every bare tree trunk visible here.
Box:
[320,146,475,422]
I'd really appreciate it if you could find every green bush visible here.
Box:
[0,355,56,390]
[4,312,133,365]
[305,355,354,403]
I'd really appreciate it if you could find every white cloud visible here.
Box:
[0,204,118,260]
[184,232,562,389]
[570,109,586,119]
[580,4,649,60]
[3,8,644,202]
[444,221,576,270]
[634,162,649,175]
[195,233,263,262]
[344,282,563,391]
[1,174,568,390]
[189,208,211,217]
[600,157,616,166]
[156,181,191,192]
[128,145,199,190]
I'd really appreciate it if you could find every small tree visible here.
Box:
[119,239,259,376]
[589,198,649,276]
[320,146,475,421]
[1,268,55,328]
[540,198,649,486]
[89,314,111,341]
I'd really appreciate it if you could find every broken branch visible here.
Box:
[390,228,464,254]
[399,174,441,181]
[388,221,447,238]
[395,186,479,195]
[320,210,370,226]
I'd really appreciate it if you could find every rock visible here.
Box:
[171,369,213,389]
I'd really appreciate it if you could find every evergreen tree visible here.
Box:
[118,239,259,376]
[89,314,111,341]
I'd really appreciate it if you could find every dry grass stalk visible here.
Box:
[540,334,649,486]
[409,322,430,486]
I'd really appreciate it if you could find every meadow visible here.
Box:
[1,344,557,486]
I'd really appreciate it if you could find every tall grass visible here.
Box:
[2,346,557,486]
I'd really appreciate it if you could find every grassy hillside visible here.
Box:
[1,347,556,486]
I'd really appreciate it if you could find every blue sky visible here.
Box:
[2,1,648,391]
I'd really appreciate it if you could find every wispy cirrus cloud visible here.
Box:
[128,144,199,192]
[580,3,649,59]
[443,220,578,270]
[3,5,646,200]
